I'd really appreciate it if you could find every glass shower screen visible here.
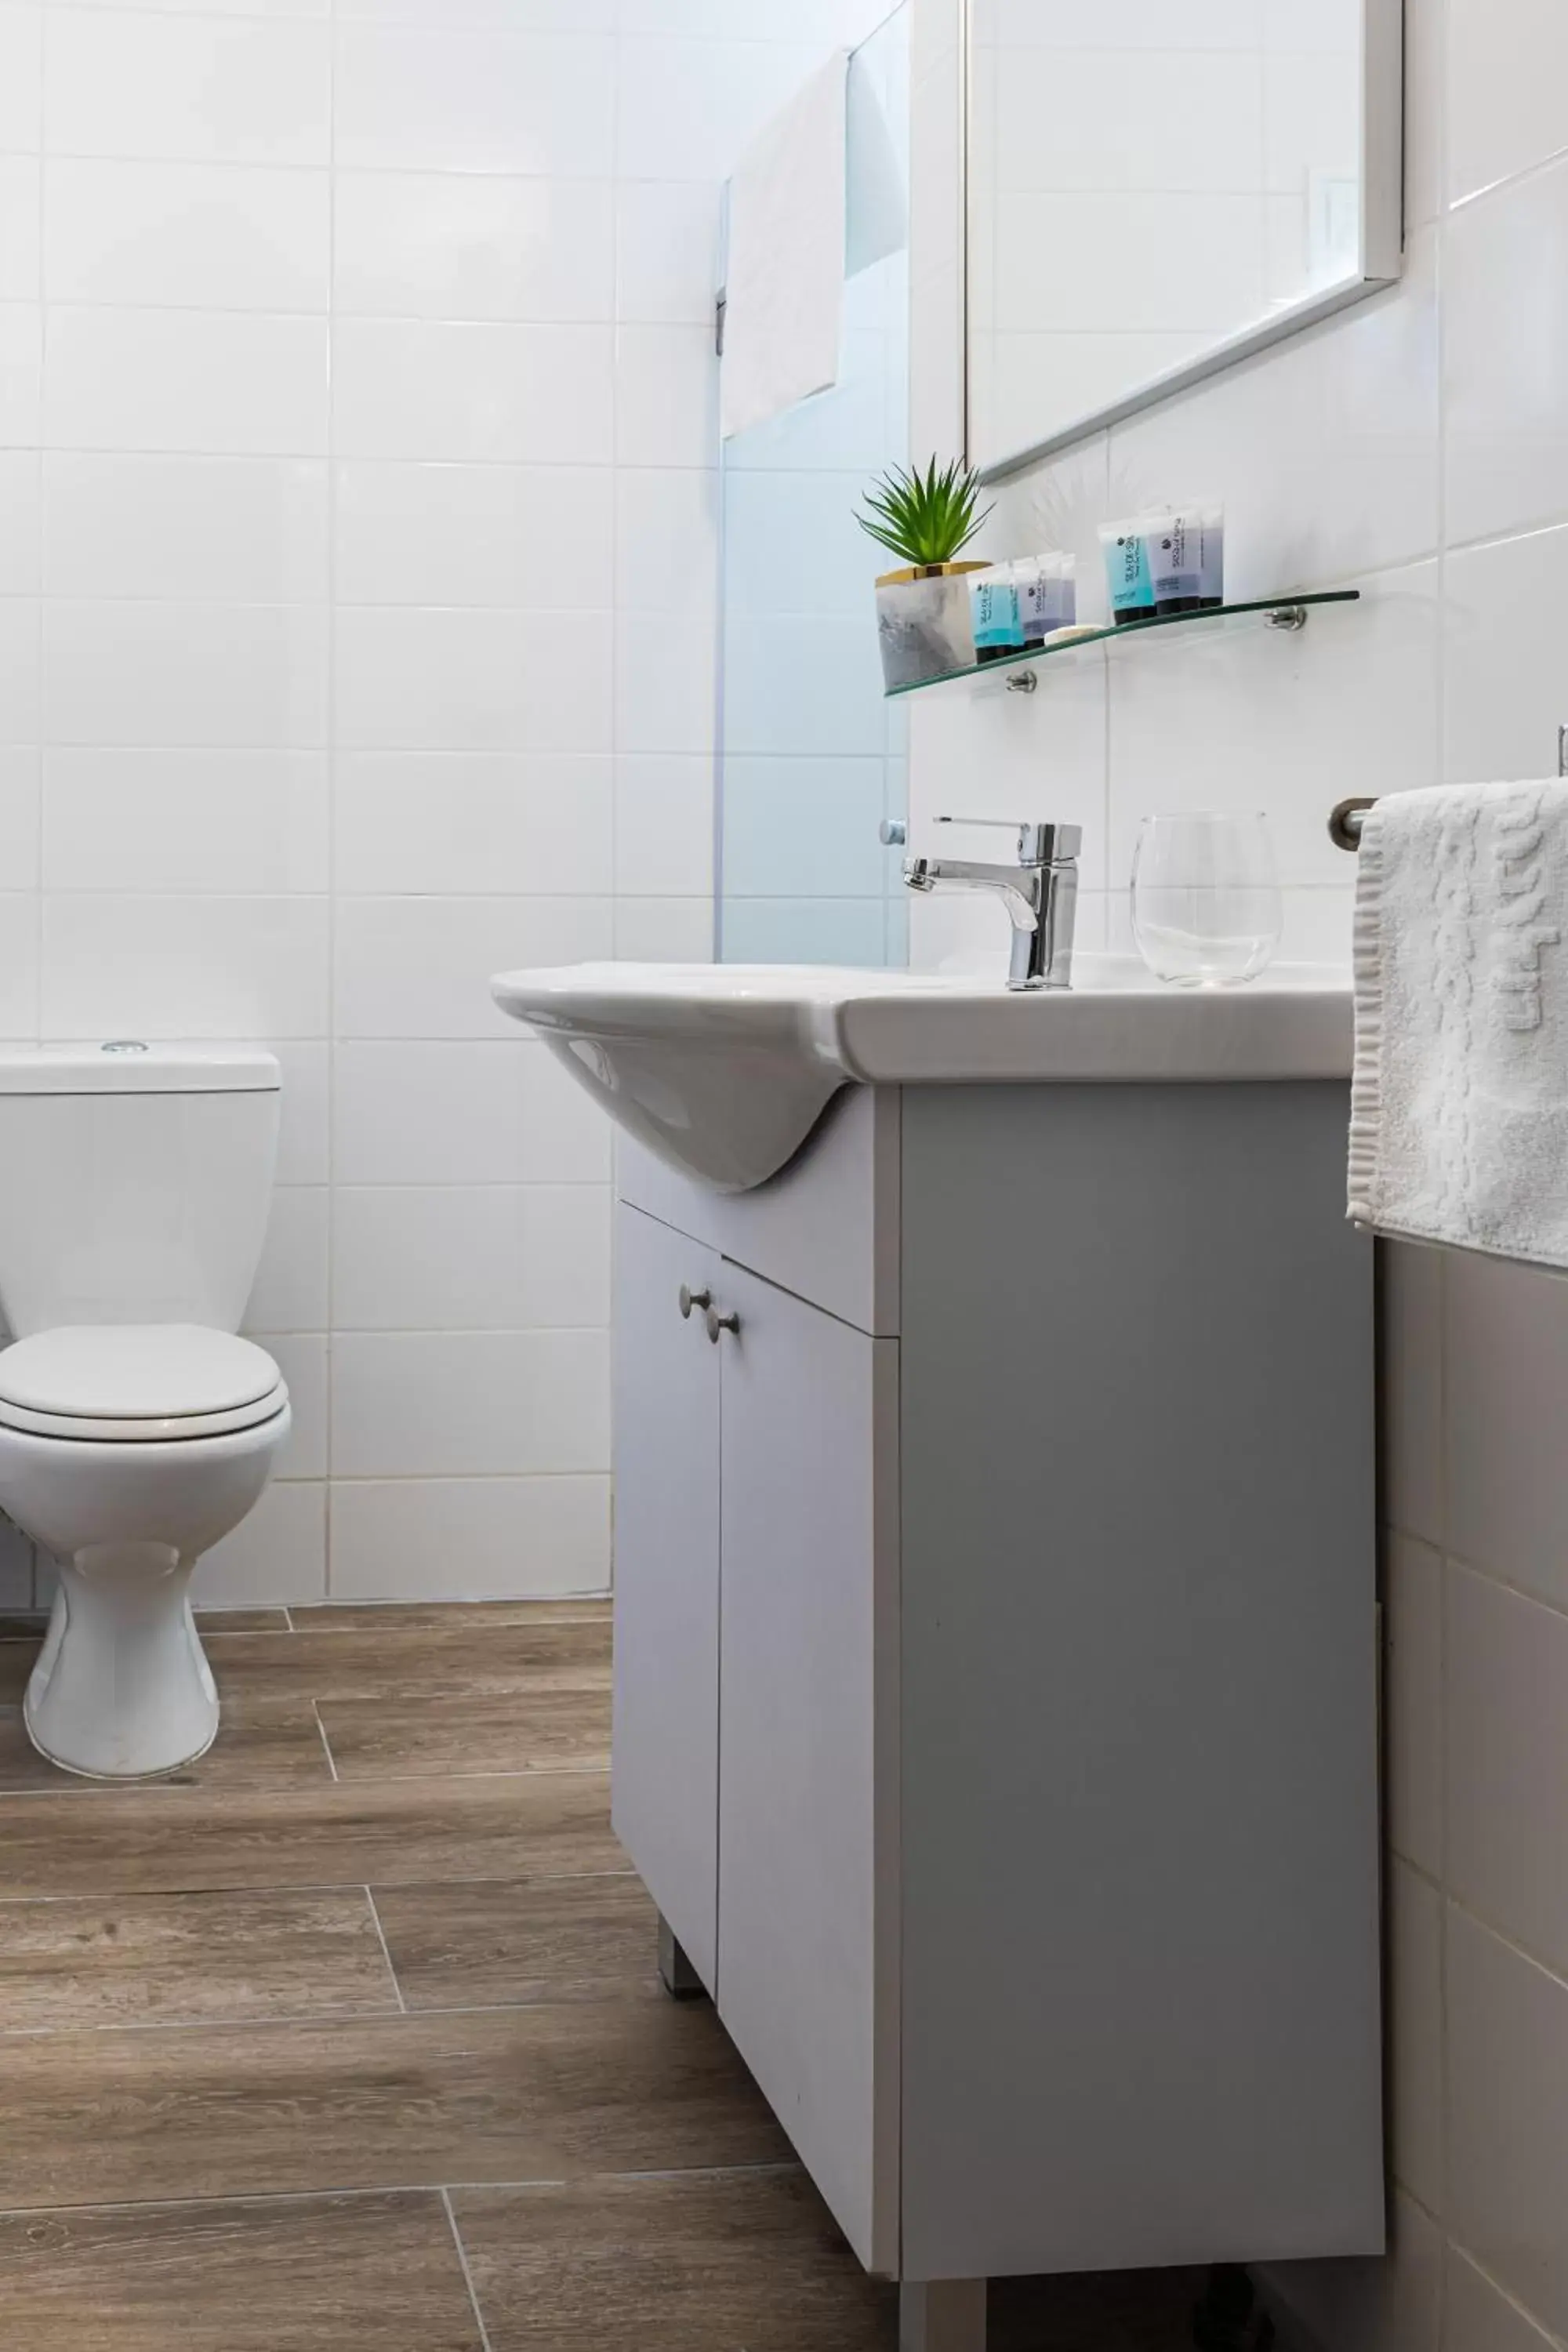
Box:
[716,5,911,968]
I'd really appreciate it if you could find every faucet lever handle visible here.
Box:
[934,816,1083,864]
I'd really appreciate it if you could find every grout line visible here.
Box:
[311,1700,340,1781]
[285,1599,611,1617]
[31,88,44,1049]
[0,2183,471,2222]
[1439,1547,1568,1631]
[0,1990,678,2046]
[0,1757,613,1803]
[1435,1228,1452,2327]
[0,2160,797,2229]
[1446,2243,1568,2352]
[231,1323,616,1338]
[6,448,710,474]
[0,1995,405,2045]
[0,1759,611,1802]
[1443,1889,1568,2002]
[323,0,339,1600]
[442,2188,497,2352]
[363,1884,407,2015]
[0,1861,633,1906]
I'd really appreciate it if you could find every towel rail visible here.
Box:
[1330,726,1568,851]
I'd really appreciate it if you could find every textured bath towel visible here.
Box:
[1348,780,1568,1264]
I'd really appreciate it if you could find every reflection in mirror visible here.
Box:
[967,0,1402,477]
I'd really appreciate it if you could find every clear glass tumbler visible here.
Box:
[1131,811,1283,986]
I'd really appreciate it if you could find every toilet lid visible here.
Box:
[0,1327,288,1443]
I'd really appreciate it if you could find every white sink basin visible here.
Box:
[491,957,1353,1194]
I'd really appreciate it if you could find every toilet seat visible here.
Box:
[0,1327,288,1444]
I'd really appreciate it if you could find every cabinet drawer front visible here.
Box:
[714,1263,898,2272]
[612,1204,722,1991]
[616,1086,900,1336]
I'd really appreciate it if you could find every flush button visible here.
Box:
[101,1040,150,1055]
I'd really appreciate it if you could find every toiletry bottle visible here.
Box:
[1060,554,1078,626]
[1031,552,1065,641]
[1198,501,1225,608]
[1099,521,1156,627]
[1018,556,1051,647]
[1149,509,1203,615]
[1001,561,1030,653]
[971,564,1025,663]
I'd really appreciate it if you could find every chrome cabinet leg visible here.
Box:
[656,1913,706,2001]
[899,2280,987,2352]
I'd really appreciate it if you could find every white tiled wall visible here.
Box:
[909,2,1568,2342]
[0,0,880,1609]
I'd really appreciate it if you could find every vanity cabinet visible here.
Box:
[614,1200,898,2264]
[716,1261,897,2270]
[612,1080,1383,2347]
[611,1209,722,1990]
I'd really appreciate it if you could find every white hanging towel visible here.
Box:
[720,49,849,442]
[1348,779,1568,1265]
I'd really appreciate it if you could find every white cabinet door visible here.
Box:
[714,1261,897,2273]
[612,1203,722,1991]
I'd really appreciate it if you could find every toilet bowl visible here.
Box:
[0,1044,286,1780]
[0,1327,289,1777]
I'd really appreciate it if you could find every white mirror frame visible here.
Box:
[967,0,1405,485]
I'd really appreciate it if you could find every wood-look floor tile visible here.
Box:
[0,1643,36,1704]
[0,1770,620,1901]
[209,1619,610,1706]
[0,1700,333,1795]
[0,1888,398,2033]
[0,2000,789,2210]
[0,2190,484,2351]
[374,1873,659,2010]
[320,1689,612,1782]
[299,1600,610,1632]
[195,1610,294,1635]
[452,2168,895,2352]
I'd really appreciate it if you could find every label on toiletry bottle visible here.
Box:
[1029,552,1073,639]
[971,568,1024,660]
[1100,524,1155,625]
[1019,558,1052,644]
[1197,503,1225,608]
[1150,511,1202,613]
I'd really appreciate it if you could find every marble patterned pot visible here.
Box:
[874,561,987,691]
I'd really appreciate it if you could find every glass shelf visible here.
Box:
[884,589,1362,699]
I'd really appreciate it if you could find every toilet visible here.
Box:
[0,1044,291,1780]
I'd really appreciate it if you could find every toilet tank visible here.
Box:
[0,1045,281,1338]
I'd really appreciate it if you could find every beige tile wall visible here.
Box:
[1272,1240,1568,2352]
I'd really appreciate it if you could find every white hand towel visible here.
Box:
[1348,779,1568,1264]
[721,50,848,442]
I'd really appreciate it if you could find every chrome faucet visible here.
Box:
[901,817,1082,991]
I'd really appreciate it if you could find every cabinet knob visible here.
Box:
[706,1306,740,1344]
[678,1285,713,1319]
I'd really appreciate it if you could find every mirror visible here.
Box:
[966,0,1403,479]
